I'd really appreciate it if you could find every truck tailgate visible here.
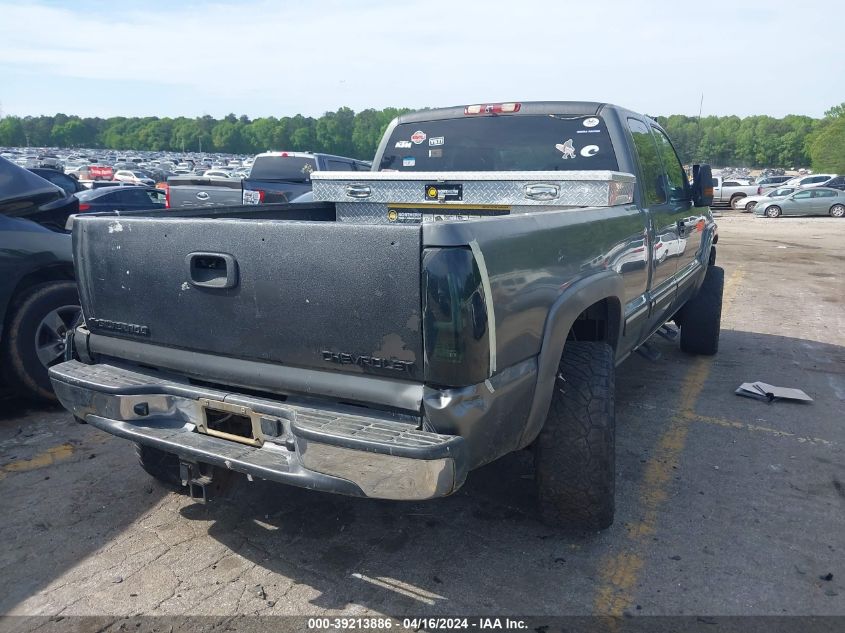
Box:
[74,216,423,383]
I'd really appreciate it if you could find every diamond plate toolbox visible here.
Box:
[311,170,636,224]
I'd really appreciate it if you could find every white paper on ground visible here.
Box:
[735,381,813,402]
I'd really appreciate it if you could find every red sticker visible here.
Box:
[411,130,427,144]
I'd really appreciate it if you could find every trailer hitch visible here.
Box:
[179,461,214,503]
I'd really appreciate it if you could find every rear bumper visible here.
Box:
[49,360,467,501]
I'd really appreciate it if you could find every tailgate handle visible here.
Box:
[523,184,560,201]
[345,184,372,199]
[186,252,238,289]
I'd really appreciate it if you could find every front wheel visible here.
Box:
[830,204,845,218]
[679,266,724,355]
[534,341,615,530]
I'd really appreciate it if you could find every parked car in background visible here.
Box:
[74,186,167,214]
[755,187,845,218]
[113,170,155,186]
[203,169,231,179]
[710,176,759,209]
[89,180,142,190]
[783,174,838,189]
[0,157,79,401]
[27,168,86,196]
[753,175,791,192]
[821,175,845,191]
[164,175,244,208]
[737,186,797,212]
[242,152,372,205]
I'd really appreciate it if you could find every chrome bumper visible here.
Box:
[49,360,467,501]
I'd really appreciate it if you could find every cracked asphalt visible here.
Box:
[0,214,843,619]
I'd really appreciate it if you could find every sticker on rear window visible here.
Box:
[395,140,412,149]
[403,156,416,167]
[583,117,600,128]
[428,136,444,147]
[555,139,576,159]
[580,145,599,157]
[411,130,427,144]
[429,149,443,158]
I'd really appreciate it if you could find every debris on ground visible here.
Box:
[735,382,813,403]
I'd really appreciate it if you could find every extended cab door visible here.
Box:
[650,125,705,293]
[626,119,703,333]
[626,118,679,329]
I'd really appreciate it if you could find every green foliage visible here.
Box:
[0,107,834,168]
[808,117,845,173]
[655,111,823,168]
[824,103,845,119]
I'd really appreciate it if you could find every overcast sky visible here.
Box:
[0,0,841,120]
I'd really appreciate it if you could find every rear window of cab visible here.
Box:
[379,115,618,172]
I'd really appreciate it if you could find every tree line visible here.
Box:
[1,104,842,172]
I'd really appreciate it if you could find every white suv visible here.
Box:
[113,170,155,186]
[784,174,838,188]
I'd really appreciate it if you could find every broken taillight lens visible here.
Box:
[422,248,490,387]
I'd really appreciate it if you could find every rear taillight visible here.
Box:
[757,186,763,195]
[422,248,490,386]
[78,203,91,211]
[464,102,521,115]
[161,183,170,208]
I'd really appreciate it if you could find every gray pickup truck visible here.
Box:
[165,175,245,209]
[710,175,758,209]
[166,152,372,208]
[49,101,721,530]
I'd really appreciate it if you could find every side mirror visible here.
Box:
[692,164,714,207]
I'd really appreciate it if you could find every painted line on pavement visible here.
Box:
[0,443,76,481]
[593,266,743,616]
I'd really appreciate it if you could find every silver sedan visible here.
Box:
[754,187,845,218]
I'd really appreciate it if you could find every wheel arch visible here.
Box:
[517,272,624,449]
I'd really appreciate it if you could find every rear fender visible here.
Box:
[516,271,624,449]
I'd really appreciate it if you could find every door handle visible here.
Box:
[186,252,238,289]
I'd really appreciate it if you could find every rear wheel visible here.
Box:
[136,444,182,487]
[534,341,615,530]
[745,201,757,212]
[830,204,845,218]
[730,195,745,210]
[765,205,782,218]
[1,281,80,401]
[679,266,724,355]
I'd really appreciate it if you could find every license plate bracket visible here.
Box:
[196,398,264,447]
